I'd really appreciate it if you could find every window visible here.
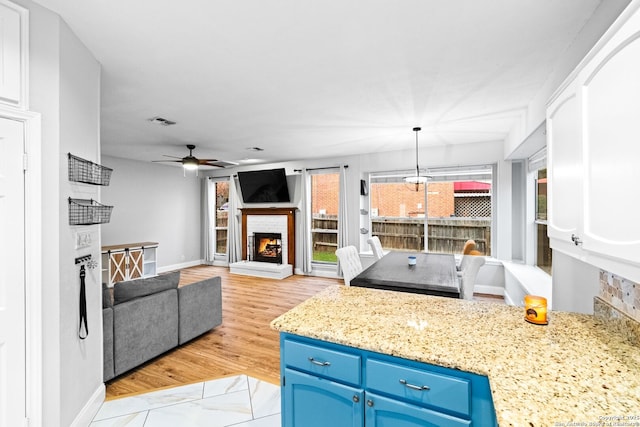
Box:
[310,172,339,263]
[535,168,552,274]
[369,165,493,255]
[213,180,229,255]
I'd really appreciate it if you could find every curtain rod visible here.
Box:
[293,165,348,172]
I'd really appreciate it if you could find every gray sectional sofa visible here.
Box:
[102,271,222,382]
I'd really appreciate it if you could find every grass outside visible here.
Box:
[313,251,337,263]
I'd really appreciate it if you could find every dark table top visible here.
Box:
[351,251,460,298]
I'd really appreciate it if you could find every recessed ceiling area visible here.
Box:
[32,0,621,166]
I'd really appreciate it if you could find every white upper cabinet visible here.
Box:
[547,80,582,244]
[0,0,28,109]
[583,34,640,265]
[547,0,640,278]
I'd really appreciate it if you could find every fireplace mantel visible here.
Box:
[241,208,296,266]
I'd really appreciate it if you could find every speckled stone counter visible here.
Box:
[271,285,640,426]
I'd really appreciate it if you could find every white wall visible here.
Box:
[13,0,104,425]
[552,251,600,313]
[59,20,103,426]
[101,156,202,271]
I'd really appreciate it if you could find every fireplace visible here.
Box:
[254,233,283,264]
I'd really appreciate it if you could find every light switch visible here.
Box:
[76,231,92,249]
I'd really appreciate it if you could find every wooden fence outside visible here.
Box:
[312,214,491,255]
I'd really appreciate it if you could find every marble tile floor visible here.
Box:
[91,375,281,427]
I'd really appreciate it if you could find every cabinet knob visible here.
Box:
[352,395,359,403]
[367,399,374,407]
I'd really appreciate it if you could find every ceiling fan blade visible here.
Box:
[152,160,183,163]
[197,158,219,164]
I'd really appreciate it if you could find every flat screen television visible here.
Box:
[237,168,290,203]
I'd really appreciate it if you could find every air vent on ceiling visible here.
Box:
[148,116,177,126]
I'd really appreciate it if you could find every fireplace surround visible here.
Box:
[241,208,296,266]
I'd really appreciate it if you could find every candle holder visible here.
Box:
[524,295,548,325]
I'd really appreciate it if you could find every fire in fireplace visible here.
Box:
[253,233,283,264]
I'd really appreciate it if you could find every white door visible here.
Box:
[0,117,26,427]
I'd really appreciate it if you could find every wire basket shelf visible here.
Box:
[68,153,113,186]
[68,198,114,225]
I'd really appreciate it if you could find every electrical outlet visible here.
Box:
[75,231,92,249]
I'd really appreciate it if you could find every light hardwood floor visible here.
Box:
[105,265,503,399]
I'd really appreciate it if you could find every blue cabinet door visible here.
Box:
[365,392,471,427]
[283,368,364,427]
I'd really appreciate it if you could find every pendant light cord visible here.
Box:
[413,126,421,179]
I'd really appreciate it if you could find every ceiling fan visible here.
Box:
[153,144,235,170]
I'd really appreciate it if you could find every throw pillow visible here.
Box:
[113,271,180,304]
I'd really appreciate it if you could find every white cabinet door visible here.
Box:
[547,80,582,247]
[0,0,27,108]
[581,25,640,265]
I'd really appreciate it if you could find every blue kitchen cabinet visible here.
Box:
[283,368,364,427]
[280,333,497,427]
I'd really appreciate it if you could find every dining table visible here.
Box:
[350,251,460,298]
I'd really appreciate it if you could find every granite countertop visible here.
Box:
[271,285,640,426]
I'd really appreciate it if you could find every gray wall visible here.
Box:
[101,156,202,271]
[14,0,103,424]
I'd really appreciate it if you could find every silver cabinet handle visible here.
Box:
[399,379,430,391]
[308,357,331,367]
[353,395,359,403]
[367,399,374,407]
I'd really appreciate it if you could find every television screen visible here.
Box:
[237,168,290,203]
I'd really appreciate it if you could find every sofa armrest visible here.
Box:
[103,307,114,382]
[178,276,222,344]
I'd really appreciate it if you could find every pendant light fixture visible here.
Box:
[404,127,427,191]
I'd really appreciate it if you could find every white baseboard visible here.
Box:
[70,383,104,427]
[474,285,504,296]
[158,259,204,273]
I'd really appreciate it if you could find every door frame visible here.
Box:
[1,106,42,427]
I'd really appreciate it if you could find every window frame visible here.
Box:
[210,178,229,259]
[309,169,341,265]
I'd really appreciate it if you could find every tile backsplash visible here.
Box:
[599,270,639,322]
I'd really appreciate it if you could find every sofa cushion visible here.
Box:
[114,271,180,304]
[102,283,113,308]
[113,289,179,376]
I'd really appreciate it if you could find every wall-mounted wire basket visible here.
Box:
[68,153,113,186]
[68,198,113,225]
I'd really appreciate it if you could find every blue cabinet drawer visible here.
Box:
[284,339,361,386]
[366,358,471,418]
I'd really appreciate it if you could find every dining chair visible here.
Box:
[367,236,385,260]
[459,255,486,300]
[335,246,363,286]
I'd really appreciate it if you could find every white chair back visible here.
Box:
[459,255,486,300]
[335,246,363,286]
[367,236,384,260]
